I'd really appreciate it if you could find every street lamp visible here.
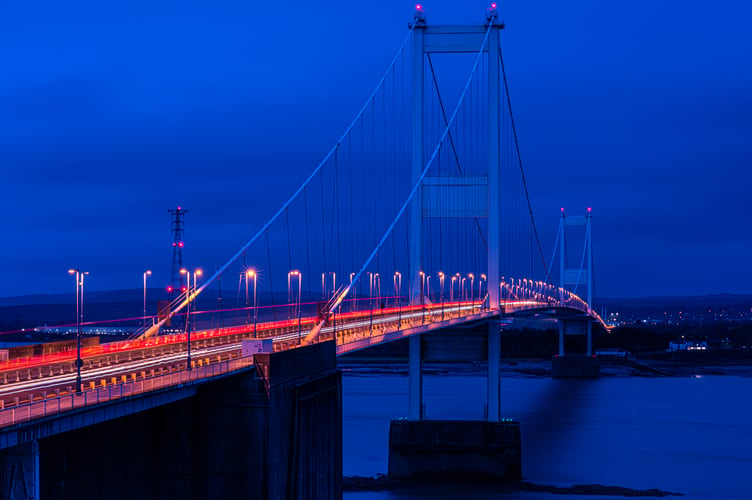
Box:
[193,268,202,323]
[438,272,445,320]
[394,271,402,325]
[468,274,475,303]
[245,269,252,326]
[180,268,201,370]
[180,269,190,367]
[479,274,487,309]
[419,271,426,323]
[180,268,190,333]
[143,270,152,327]
[68,268,89,392]
[450,275,457,303]
[288,270,302,342]
[288,270,301,318]
[349,272,356,311]
[247,269,257,338]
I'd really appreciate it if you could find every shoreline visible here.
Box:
[339,357,752,378]
[343,475,684,497]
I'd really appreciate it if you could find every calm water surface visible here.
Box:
[342,371,752,499]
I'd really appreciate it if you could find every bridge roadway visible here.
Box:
[0,298,551,428]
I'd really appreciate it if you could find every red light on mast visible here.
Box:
[491,2,497,8]
[415,4,422,10]
[167,286,173,293]
[178,241,184,248]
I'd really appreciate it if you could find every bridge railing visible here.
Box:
[0,354,255,429]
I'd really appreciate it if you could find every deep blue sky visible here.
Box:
[2,1,751,298]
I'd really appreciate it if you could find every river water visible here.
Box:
[342,369,752,499]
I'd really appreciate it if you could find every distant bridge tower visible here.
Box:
[557,207,594,356]
[168,206,188,298]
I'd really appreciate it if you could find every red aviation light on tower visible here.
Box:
[414,3,425,21]
[487,2,498,21]
[167,286,173,293]
[178,241,184,248]
[587,207,592,213]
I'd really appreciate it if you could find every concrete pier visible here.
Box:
[388,420,521,482]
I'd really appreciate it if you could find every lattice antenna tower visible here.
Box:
[168,206,188,299]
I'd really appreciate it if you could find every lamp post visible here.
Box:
[288,270,302,343]
[349,272,356,311]
[193,268,202,328]
[68,268,88,392]
[394,271,402,325]
[180,269,190,334]
[180,268,200,370]
[438,272,445,320]
[244,270,250,325]
[247,269,257,338]
[143,270,152,327]
[419,271,425,323]
[366,272,375,333]
[468,273,475,303]
[480,274,487,309]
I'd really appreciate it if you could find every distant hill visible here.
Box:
[597,294,752,313]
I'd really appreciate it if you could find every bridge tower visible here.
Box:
[407,4,504,423]
[553,207,598,377]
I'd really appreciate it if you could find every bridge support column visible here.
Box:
[487,321,500,422]
[408,334,423,420]
[587,320,592,356]
[552,318,599,378]
[31,342,341,500]
[1,440,39,500]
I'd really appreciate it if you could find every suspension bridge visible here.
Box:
[0,6,606,499]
